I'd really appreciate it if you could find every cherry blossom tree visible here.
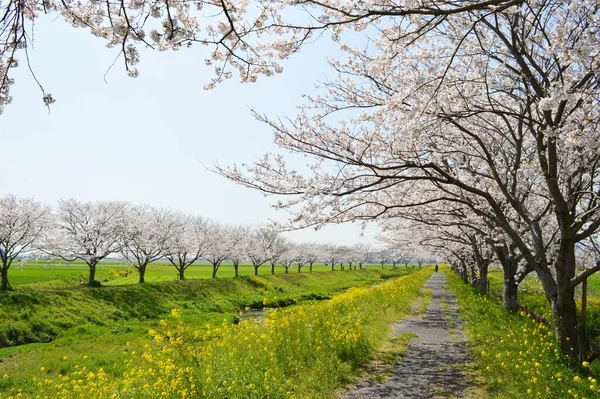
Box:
[247,226,278,276]
[1,0,286,113]
[0,194,50,290]
[275,240,296,274]
[268,235,290,274]
[121,205,177,283]
[202,222,232,279]
[375,249,390,269]
[323,244,343,271]
[352,244,371,270]
[297,242,322,272]
[227,225,252,277]
[43,199,127,286]
[165,214,208,280]
[218,1,600,360]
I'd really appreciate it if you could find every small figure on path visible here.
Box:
[435,264,439,273]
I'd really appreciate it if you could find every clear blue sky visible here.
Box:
[0,15,380,246]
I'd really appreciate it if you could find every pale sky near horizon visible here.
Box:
[1,15,382,247]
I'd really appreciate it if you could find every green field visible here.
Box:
[6,259,407,288]
[0,266,427,398]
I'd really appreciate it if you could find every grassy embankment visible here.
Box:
[0,268,433,398]
[487,270,600,344]
[447,269,599,398]
[0,267,423,396]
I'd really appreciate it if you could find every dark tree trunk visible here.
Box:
[470,265,478,288]
[459,261,469,284]
[477,263,489,294]
[552,243,581,358]
[284,266,289,274]
[88,261,98,285]
[233,262,239,277]
[178,267,186,280]
[254,264,259,276]
[271,263,276,274]
[297,264,302,273]
[138,265,147,283]
[212,264,219,279]
[503,275,519,312]
[331,262,335,271]
[553,284,579,358]
[495,245,523,311]
[1,267,10,291]
[381,262,384,269]
[309,262,313,272]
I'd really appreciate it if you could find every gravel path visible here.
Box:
[341,272,471,399]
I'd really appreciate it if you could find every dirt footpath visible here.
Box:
[341,272,471,399]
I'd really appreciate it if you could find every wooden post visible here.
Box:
[582,276,588,333]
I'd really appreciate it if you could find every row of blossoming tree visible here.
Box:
[0,194,428,290]
[2,0,598,362]
[196,1,599,362]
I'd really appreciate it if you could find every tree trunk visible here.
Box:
[254,264,259,276]
[495,245,523,311]
[477,263,489,294]
[178,267,186,280]
[381,262,384,269]
[212,265,219,279]
[271,263,275,274]
[138,265,147,283]
[297,264,302,273]
[234,263,239,277]
[553,284,579,358]
[88,261,98,285]
[470,265,478,288]
[309,263,313,272]
[552,242,581,358]
[284,266,289,274]
[1,267,10,291]
[460,261,468,284]
[503,275,519,312]
[331,263,335,271]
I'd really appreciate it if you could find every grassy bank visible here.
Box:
[0,268,412,348]
[1,268,432,398]
[0,268,418,397]
[447,269,599,399]
[487,270,600,342]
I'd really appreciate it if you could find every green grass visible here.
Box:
[446,269,599,399]
[0,267,419,397]
[487,269,600,341]
[0,268,433,399]
[6,259,410,288]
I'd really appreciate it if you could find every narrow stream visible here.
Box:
[238,308,270,323]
